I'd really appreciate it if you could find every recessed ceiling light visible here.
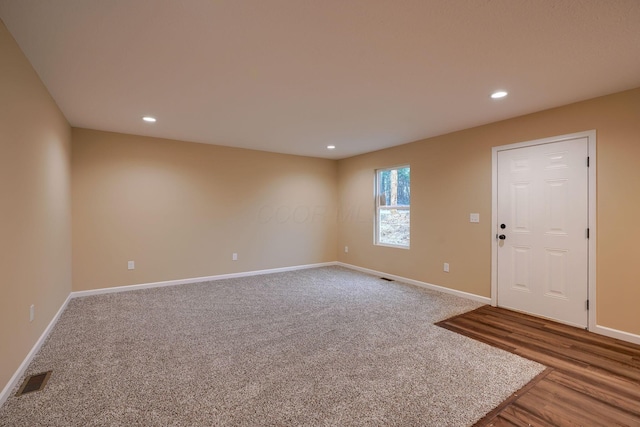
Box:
[490,91,508,99]
[142,116,157,123]
[327,145,336,150]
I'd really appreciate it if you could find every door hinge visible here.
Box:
[586,299,590,310]
[587,228,590,239]
[587,156,590,167]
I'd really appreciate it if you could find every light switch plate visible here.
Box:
[470,213,480,223]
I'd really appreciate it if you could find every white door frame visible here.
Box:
[491,130,597,331]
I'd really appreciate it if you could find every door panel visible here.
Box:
[512,246,531,292]
[497,137,588,327]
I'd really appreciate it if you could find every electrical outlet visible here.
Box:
[232,253,238,261]
[444,262,450,273]
[344,246,349,253]
[128,261,135,270]
[470,213,480,223]
[29,304,34,322]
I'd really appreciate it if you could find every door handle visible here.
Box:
[498,234,506,240]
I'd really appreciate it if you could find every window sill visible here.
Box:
[375,243,410,250]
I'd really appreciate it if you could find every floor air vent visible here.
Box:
[380,277,394,282]
[16,371,52,396]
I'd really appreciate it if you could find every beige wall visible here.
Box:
[72,129,338,291]
[338,87,640,335]
[0,21,72,392]
[2,9,639,397]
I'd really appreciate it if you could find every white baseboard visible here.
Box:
[1,262,336,407]
[593,325,640,345]
[0,293,73,407]
[72,262,338,298]
[4,261,638,409]
[337,262,491,304]
[337,263,640,346]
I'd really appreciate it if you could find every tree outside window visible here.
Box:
[376,166,410,247]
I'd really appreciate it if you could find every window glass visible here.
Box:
[376,166,410,247]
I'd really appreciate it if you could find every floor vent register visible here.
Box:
[16,371,52,396]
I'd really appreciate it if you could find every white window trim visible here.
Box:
[375,165,410,249]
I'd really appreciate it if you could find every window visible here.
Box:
[375,166,410,247]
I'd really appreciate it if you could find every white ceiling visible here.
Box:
[1,1,639,159]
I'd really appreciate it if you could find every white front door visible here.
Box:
[497,137,589,328]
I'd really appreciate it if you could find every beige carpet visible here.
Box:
[0,266,543,426]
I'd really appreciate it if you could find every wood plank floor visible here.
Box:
[435,305,640,427]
